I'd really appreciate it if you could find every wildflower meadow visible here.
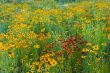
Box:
[0,0,110,73]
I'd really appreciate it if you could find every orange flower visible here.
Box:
[105,27,110,31]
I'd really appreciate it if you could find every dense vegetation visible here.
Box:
[0,0,110,73]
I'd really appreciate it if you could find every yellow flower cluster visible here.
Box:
[37,53,57,72]
[28,52,57,72]
[0,1,110,73]
[0,42,7,52]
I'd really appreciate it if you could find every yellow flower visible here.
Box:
[41,28,45,32]
[49,59,57,67]
[34,44,40,49]
[1,45,8,52]
[92,45,99,51]
[108,34,110,40]
[38,33,45,41]
[9,44,14,48]
[82,48,89,53]
[45,64,50,70]
[8,51,14,58]
[37,68,42,72]
[105,27,110,31]
[86,42,92,46]
[101,43,107,46]
[18,33,25,38]
[95,18,101,21]
[85,19,91,23]
[0,42,3,47]
[0,33,5,39]
[90,50,97,54]
[96,57,101,61]
[81,56,86,59]
[29,64,35,71]
[46,32,51,38]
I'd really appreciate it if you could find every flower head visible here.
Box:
[34,44,40,49]
[92,45,99,51]
[82,48,89,53]
[8,51,14,58]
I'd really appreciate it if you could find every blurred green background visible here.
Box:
[0,0,110,3]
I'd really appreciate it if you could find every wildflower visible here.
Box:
[38,33,44,41]
[45,43,54,48]
[29,64,35,71]
[101,43,107,46]
[8,51,14,58]
[102,17,106,20]
[20,18,25,21]
[46,32,51,38]
[45,64,50,70]
[82,48,89,53]
[33,62,39,65]
[105,27,110,31]
[92,45,99,51]
[0,33,5,39]
[9,44,14,48]
[96,57,101,61]
[18,33,25,38]
[81,56,86,59]
[37,68,42,72]
[21,24,27,28]
[1,46,7,52]
[0,42,3,47]
[108,34,110,40]
[48,59,57,67]
[28,41,32,44]
[86,42,92,46]
[90,50,97,54]
[34,44,40,49]
[17,15,25,21]
[95,18,101,21]
[67,36,74,45]
[41,53,51,58]
[9,67,14,70]
[41,28,45,32]
[85,19,91,23]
